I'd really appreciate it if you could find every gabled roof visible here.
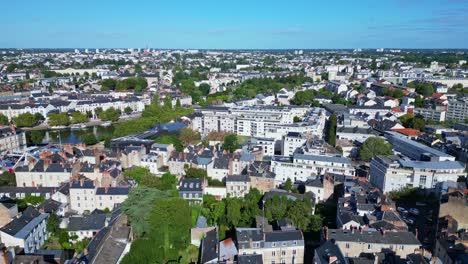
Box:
[0,206,48,238]
[201,228,218,263]
[68,214,107,231]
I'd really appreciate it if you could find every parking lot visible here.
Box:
[395,200,439,250]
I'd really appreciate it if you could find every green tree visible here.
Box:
[0,113,9,125]
[198,83,211,95]
[400,114,426,131]
[163,95,173,110]
[71,111,88,124]
[226,197,242,227]
[29,130,45,145]
[414,96,425,108]
[178,127,200,146]
[124,106,133,115]
[46,213,60,235]
[34,113,45,123]
[83,133,98,145]
[48,113,70,126]
[359,137,393,161]
[284,178,292,192]
[122,197,191,263]
[185,168,207,179]
[0,171,16,186]
[13,113,39,127]
[223,134,239,152]
[99,107,121,122]
[326,114,337,147]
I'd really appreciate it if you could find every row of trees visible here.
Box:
[121,187,194,263]
[400,114,426,131]
[101,77,148,92]
[407,82,435,97]
[97,107,121,122]
[201,188,322,241]
[12,113,44,127]
[123,167,178,191]
[112,94,193,138]
[291,88,348,106]
[231,75,313,101]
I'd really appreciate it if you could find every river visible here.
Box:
[25,125,115,145]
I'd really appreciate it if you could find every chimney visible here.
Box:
[80,178,84,187]
[329,256,337,264]
[105,187,109,194]
[324,226,329,240]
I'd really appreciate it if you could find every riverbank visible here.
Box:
[21,114,141,131]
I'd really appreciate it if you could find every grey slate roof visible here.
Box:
[179,178,203,192]
[68,214,107,231]
[265,230,303,242]
[0,206,48,238]
[238,254,263,264]
[226,175,250,182]
[315,240,348,264]
[201,228,218,263]
[96,187,130,195]
[327,229,421,245]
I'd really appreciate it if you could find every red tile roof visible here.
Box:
[391,107,404,113]
[391,128,421,137]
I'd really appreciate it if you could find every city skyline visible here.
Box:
[2,0,468,49]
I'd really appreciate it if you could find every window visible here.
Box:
[346,243,350,248]
[368,244,372,249]
[419,176,427,186]
[293,249,296,255]
[281,251,286,256]
[272,251,275,256]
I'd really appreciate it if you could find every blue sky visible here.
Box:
[2,0,468,49]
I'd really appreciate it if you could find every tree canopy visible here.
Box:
[71,111,88,124]
[48,113,70,126]
[0,113,9,125]
[359,137,393,161]
[223,134,239,152]
[98,107,121,122]
[13,113,42,127]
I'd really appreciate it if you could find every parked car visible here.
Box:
[404,217,415,225]
[397,207,408,215]
[409,208,420,215]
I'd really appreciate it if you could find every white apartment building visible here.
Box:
[69,179,129,214]
[250,137,276,156]
[15,161,73,187]
[447,98,468,122]
[271,154,354,184]
[282,132,307,156]
[370,156,466,193]
[0,126,26,155]
[0,207,49,253]
[236,228,305,264]
[385,131,455,161]
[191,106,324,140]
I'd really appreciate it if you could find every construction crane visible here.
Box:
[11,150,38,171]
